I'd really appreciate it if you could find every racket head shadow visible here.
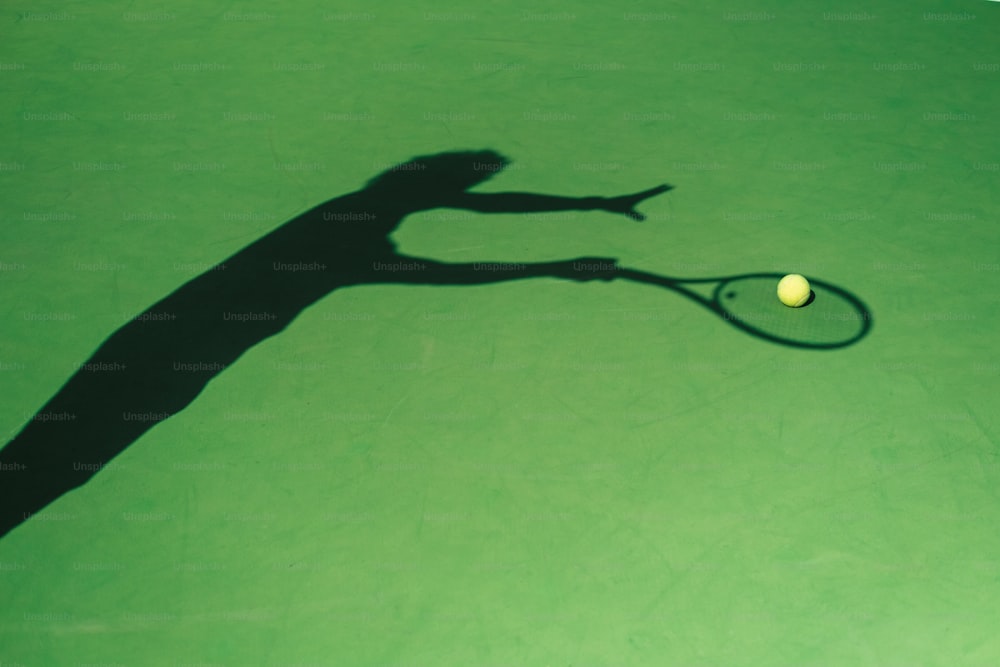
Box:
[712,273,872,349]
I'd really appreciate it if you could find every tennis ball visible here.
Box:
[777,274,811,307]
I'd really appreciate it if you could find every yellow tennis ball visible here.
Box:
[777,274,811,307]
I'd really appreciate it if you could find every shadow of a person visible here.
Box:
[0,149,671,538]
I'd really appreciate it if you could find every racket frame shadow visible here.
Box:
[616,268,873,350]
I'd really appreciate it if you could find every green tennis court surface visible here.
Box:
[2,1,998,665]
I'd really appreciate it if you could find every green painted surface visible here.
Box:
[1,0,999,665]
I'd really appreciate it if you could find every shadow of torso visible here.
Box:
[1,191,414,535]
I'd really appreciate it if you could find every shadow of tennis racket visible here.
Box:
[616,268,873,349]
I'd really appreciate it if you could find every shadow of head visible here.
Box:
[364,149,510,205]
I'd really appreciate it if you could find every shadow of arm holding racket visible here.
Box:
[0,149,671,539]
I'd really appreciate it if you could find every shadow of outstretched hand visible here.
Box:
[601,184,674,221]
